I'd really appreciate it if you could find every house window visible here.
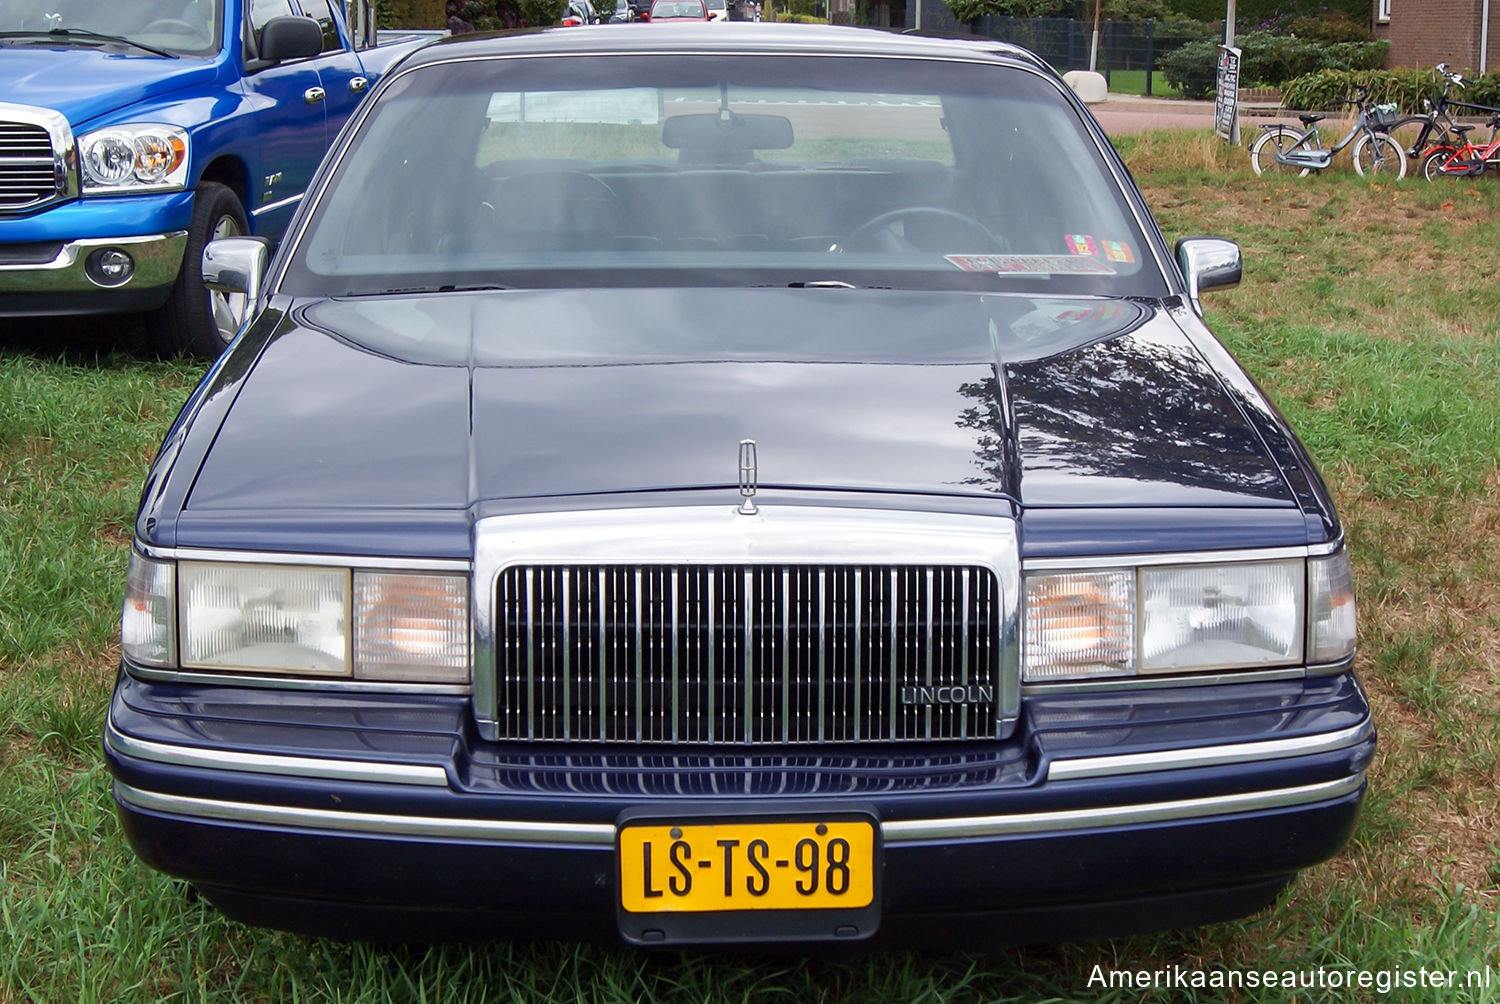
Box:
[1377,0,1391,22]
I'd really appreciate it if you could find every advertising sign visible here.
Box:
[1215,45,1241,143]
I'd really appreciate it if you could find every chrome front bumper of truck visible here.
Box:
[0,232,187,312]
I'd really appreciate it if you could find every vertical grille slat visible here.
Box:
[495,564,1001,745]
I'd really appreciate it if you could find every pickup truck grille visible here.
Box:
[493,564,1003,745]
[0,120,65,213]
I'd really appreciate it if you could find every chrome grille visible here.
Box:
[0,120,63,212]
[494,564,1002,744]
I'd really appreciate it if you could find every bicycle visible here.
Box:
[1420,112,1500,180]
[1249,85,1406,179]
[1384,63,1469,161]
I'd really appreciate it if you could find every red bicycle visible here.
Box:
[1420,112,1500,180]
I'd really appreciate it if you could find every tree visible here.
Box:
[947,0,1066,24]
[1103,0,1172,18]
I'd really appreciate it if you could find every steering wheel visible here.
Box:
[141,18,201,33]
[843,206,1004,254]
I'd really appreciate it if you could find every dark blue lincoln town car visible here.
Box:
[106,24,1373,947]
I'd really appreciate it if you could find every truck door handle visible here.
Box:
[304,87,326,105]
[349,76,368,93]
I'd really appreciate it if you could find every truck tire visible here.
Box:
[146,182,250,359]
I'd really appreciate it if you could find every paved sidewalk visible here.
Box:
[1089,94,1284,135]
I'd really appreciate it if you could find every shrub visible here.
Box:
[1280,67,1500,112]
[1160,37,1218,99]
[517,0,566,23]
[1160,31,1390,99]
[1238,33,1388,87]
[1289,11,1374,44]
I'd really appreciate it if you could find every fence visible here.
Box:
[911,13,1224,96]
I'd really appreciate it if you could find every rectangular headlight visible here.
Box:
[1025,558,1310,682]
[1139,559,1304,673]
[122,551,175,668]
[354,571,469,683]
[179,562,351,676]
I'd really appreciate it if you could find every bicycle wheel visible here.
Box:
[1351,132,1407,178]
[1421,145,1464,181]
[1250,126,1313,177]
[1385,115,1449,159]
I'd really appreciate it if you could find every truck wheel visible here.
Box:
[146,182,250,359]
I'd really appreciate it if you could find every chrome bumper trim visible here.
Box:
[0,232,187,292]
[112,773,1363,848]
[105,719,451,787]
[114,782,618,846]
[1045,719,1374,781]
[881,774,1364,843]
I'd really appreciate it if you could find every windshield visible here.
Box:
[0,0,221,55]
[286,53,1167,298]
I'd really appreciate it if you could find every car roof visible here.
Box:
[402,23,1051,74]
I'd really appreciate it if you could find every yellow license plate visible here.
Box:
[619,820,875,913]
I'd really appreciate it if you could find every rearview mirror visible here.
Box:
[202,236,271,333]
[1174,237,1241,313]
[258,15,324,63]
[662,112,794,160]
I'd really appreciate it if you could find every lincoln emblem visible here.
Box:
[737,439,758,515]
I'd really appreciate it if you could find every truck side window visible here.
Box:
[250,0,299,34]
[299,0,345,53]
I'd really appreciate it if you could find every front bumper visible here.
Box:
[0,190,196,314]
[0,232,188,314]
[105,667,1374,947]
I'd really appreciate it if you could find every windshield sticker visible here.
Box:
[946,254,1116,276]
[1102,240,1136,264]
[1065,234,1100,257]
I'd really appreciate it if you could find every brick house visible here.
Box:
[1372,0,1500,74]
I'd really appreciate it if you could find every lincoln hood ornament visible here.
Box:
[737,439,758,515]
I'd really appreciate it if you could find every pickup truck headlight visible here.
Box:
[120,553,470,685]
[79,124,190,195]
[1024,553,1354,682]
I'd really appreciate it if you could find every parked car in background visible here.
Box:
[648,0,708,20]
[705,0,728,20]
[561,0,598,25]
[607,0,635,21]
[0,0,421,357]
[107,24,1371,949]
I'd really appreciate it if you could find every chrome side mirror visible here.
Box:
[202,236,271,332]
[1174,237,1241,314]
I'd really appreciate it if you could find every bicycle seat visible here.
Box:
[1452,124,1476,136]
[1298,113,1325,126]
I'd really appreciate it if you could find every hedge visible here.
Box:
[1279,68,1500,113]
[1160,32,1388,100]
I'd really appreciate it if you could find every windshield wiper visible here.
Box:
[344,283,513,296]
[0,28,177,58]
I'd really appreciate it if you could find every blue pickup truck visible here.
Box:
[0,0,422,356]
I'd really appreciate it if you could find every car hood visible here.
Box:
[0,45,218,127]
[183,289,1294,518]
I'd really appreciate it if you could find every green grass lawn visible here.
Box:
[1099,68,1179,97]
[2,137,1499,1001]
